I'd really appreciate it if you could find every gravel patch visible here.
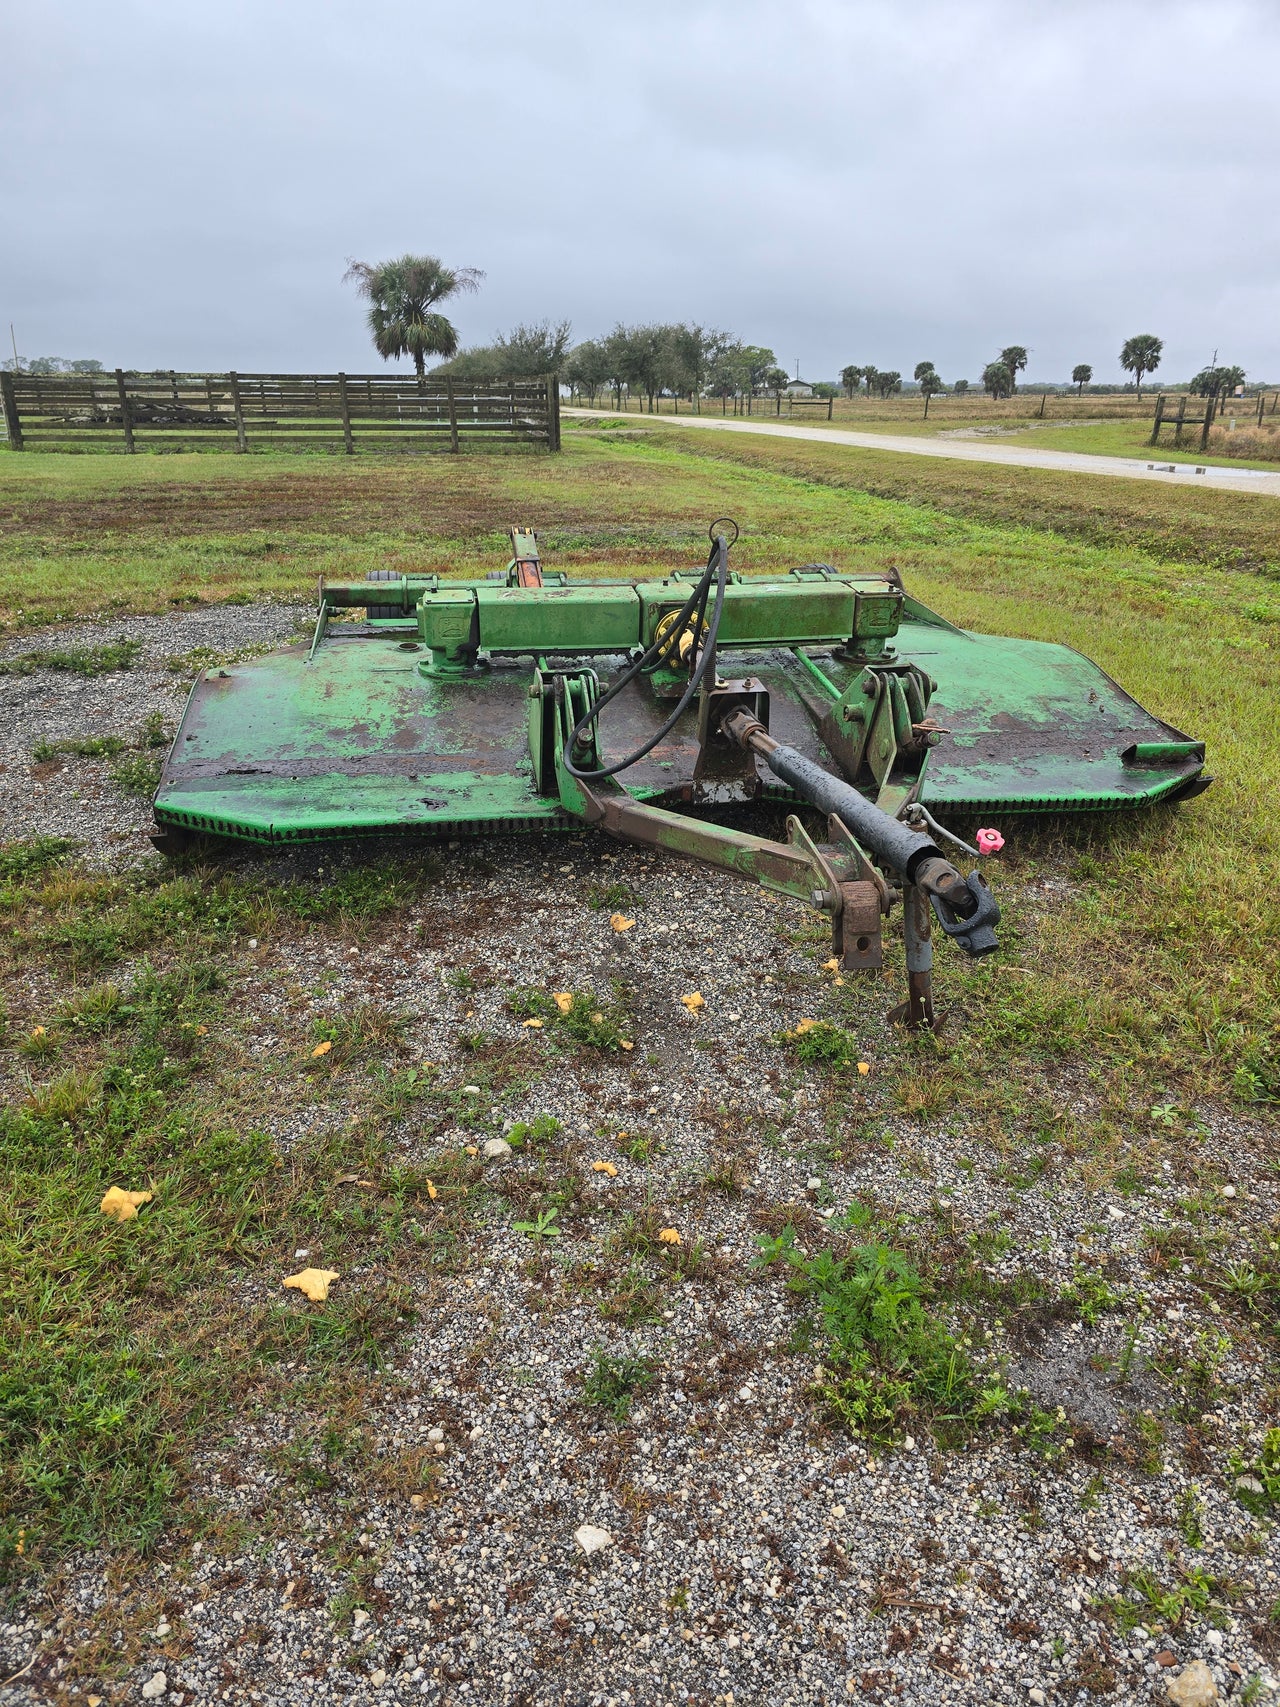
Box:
[0,604,307,860]
[2,613,1277,1706]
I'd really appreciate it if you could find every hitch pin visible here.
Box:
[900,801,983,861]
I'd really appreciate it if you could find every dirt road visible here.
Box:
[567,409,1280,497]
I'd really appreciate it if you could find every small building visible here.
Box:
[784,372,814,398]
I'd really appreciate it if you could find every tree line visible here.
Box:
[4,355,104,375]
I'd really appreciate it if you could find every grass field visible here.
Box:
[1,429,1278,1689]
[2,424,1277,629]
[967,418,1280,472]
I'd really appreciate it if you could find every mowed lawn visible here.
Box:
[0,425,1277,1113]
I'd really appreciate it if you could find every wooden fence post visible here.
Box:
[1174,395,1187,444]
[1199,395,1214,452]
[547,373,561,451]
[827,395,833,420]
[115,369,135,452]
[337,373,354,454]
[446,378,459,453]
[0,371,23,449]
[1147,393,1165,446]
[227,371,248,452]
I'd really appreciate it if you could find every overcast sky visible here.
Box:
[3,0,1277,384]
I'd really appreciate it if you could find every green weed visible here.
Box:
[580,1349,655,1421]
[33,734,128,762]
[0,637,142,676]
[754,1214,1006,1445]
[506,985,632,1051]
[781,1019,864,1072]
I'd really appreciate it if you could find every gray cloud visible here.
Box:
[3,0,1276,382]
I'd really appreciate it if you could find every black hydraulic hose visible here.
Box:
[563,534,730,781]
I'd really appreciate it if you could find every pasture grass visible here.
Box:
[1,430,1277,631]
[988,417,1280,471]
[0,428,1277,1592]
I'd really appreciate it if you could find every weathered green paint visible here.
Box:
[155,569,1207,844]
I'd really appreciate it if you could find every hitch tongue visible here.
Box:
[723,706,1000,1030]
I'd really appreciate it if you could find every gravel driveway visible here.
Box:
[564,411,1280,499]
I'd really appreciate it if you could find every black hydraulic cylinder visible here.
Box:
[762,742,943,883]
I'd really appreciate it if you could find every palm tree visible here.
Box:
[998,346,1029,392]
[1119,334,1163,399]
[343,254,484,379]
[1072,363,1092,395]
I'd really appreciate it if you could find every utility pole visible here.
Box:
[8,323,18,375]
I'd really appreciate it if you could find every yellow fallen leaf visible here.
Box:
[680,992,705,1012]
[311,1040,333,1058]
[283,1267,340,1302]
[409,1493,430,1510]
[553,992,574,1014]
[426,1179,438,1199]
[464,1144,479,1156]
[610,913,636,933]
[591,1160,618,1177]
[30,1025,46,1039]
[335,1174,377,1188]
[823,957,840,972]
[835,977,845,988]
[658,1227,682,1245]
[522,1017,544,1029]
[619,1039,634,1051]
[100,1186,153,1222]
[88,1697,103,1707]
[790,1018,817,1036]
[857,1061,871,1076]
[195,1023,209,1036]
[590,1011,603,1024]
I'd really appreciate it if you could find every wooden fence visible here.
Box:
[0,370,561,454]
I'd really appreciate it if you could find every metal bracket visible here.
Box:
[691,678,769,803]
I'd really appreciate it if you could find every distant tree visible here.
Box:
[840,364,862,399]
[810,381,839,400]
[862,365,879,396]
[998,346,1029,392]
[1072,363,1092,394]
[764,366,790,403]
[441,318,572,381]
[982,361,1013,400]
[706,340,743,405]
[668,324,731,408]
[1192,363,1246,419]
[1218,363,1246,397]
[566,338,610,405]
[601,326,633,407]
[26,357,66,374]
[343,253,484,379]
[495,319,572,375]
[917,366,945,417]
[875,370,902,398]
[952,378,970,395]
[625,325,668,412]
[1119,333,1163,399]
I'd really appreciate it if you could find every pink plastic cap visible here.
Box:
[976,828,1005,856]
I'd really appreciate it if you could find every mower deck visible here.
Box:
[155,574,1206,844]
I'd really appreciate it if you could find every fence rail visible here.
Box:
[0,370,561,454]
